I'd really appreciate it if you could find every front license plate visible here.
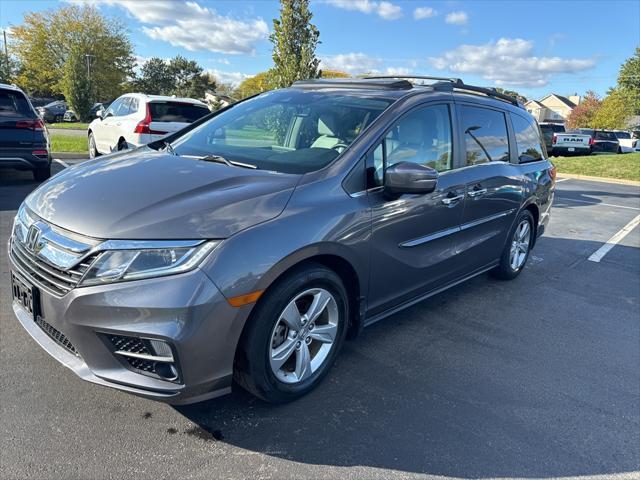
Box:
[11,272,40,319]
[568,147,575,152]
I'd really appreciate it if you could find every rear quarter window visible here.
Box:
[149,102,210,123]
[512,114,545,162]
[0,90,33,117]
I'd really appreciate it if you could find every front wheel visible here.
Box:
[492,210,534,280]
[234,264,348,403]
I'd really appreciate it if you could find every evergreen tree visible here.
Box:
[270,0,320,89]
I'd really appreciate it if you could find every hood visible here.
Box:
[26,150,299,239]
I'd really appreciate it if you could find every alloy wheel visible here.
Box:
[510,219,531,270]
[269,288,339,384]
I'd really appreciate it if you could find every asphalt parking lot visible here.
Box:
[1,164,639,480]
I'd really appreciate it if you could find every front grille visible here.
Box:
[34,316,79,356]
[9,239,96,296]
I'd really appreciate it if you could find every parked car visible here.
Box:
[551,130,592,156]
[36,100,67,123]
[611,130,635,153]
[87,93,210,158]
[0,83,51,181]
[577,129,620,154]
[10,77,555,404]
[63,102,110,122]
[539,122,565,153]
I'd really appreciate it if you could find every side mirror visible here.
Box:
[96,109,105,119]
[384,161,438,196]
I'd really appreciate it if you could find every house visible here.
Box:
[525,94,581,124]
[204,91,236,111]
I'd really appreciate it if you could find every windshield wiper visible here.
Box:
[162,141,177,156]
[198,155,257,169]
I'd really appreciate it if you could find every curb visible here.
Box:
[557,173,640,187]
[52,152,89,160]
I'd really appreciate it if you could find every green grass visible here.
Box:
[51,134,88,153]
[551,152,640,182]
[47,122,89,130]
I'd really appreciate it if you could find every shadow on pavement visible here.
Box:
[176,238,639,479]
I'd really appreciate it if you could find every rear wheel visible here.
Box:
[234,264,348,403]
[33,165,51,182]
[117,138,128,151]
[492,210,534,280]
[54,114,63,123]
[88,132,99,159]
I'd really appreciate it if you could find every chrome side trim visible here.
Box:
[400,225,460,248]
[399,209,516,248]
[460,209,516,231]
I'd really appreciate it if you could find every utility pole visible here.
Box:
[3,30,9,77]
[85,54,96,102]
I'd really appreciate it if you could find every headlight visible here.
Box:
[79,240,219,286]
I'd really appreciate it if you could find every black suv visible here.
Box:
[10,77,556,404]
[0,83,52,181]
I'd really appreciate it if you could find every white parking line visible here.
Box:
[53,158,69,168]
[588,214,640,263]
[555,196,640,211]
[555,178,571,183]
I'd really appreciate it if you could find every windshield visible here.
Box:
[171,89,394,174]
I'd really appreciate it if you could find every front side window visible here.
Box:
[105,97,123,117]
[512,114,545,162]
[366,104,453,188]
[116,97,132,116]
[171,90,393,174]
[460,105,510,165]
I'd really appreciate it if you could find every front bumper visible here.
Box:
[10,262,250,404]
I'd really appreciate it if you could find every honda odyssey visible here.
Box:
[10,77,555,404]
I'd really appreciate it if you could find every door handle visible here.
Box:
[442,194,464,205]
[467,188,487,198]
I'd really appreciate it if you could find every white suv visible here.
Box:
[87,94,210,158]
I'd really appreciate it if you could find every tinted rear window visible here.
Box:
[540,124,565,133]
[595,131,616,140]
[614,131,631,139]
[0,90,33,117]
[149,102,209,123]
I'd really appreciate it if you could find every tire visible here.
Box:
[117,139,128,151]
[234,263,349,403]
[618,147,622,154]
[88,132,99,159]
[54,114,63,123]
[33,165,51,182]
[491,210,534,280]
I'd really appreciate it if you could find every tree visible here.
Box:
[566,91,602,130]
[133,56,217,98]
[234,70,277,99]
[495,87,527,104]
[617,47,640,115]
[133,57,174,95]
[12,5,134,99]
[60,47,93,121]
[270,0,320,89]
[593,89,634,130]
[321,69,350,78]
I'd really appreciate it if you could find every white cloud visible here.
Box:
[326,0,403,20]
[73,0,268,54]
[207,69,252,87]
[413,7,437,20]
[320,53,411,77]
[445,11,468,25]
[429,38,596,88]
[320,53,382,74]
[385,67,412,76]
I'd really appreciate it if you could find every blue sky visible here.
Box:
[1,0,638,100]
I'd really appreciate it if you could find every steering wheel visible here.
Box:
[331,143,349,153]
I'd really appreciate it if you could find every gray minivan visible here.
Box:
[10,78,555,404]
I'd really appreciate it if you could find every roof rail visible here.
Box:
[363,75,523,108]
[292,78,413,90]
